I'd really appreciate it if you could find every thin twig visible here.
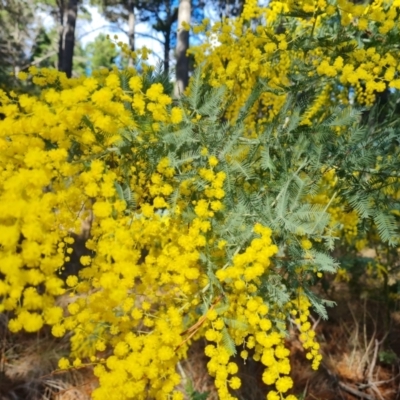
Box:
[177,361,187,387]
[359,298,376,378]
[369,382,385,400]
[358,372,400,388]
[309,314,321,331]
[20,51,58,70]
[396,375,400,400]
[347,303,360,369]
[338,381,374,400]
[302,379,309,399]
[367,339,379,382]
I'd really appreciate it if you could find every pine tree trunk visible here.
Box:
[127,0,135,67]
[59,0,78,78]
[174,0,190,97]
[164,27,170,74]
[163,4,178,76]
[57,0,65,72]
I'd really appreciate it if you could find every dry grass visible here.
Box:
[1,278,400,400]
[177,278,400,400]
[286,281,400,400]
[0,313,97,400]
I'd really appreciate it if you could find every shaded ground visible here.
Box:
[0,315,96,400]
[1,278,400,400]
[182,278,400,400]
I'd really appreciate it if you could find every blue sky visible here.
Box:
[39,2,227,68]
[40,4,165,65]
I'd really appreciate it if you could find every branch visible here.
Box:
[21,51,58,71]
[367,339,379,382]
[117,23,166,46]
[76,24,117,40]
[135,32,165,46]
[358,373,400,390]
[338,381,374,400]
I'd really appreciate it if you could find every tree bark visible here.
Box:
[164,26,170,74]
[174,0,190,97]
[127,0,135,67]
[59,0,78,78]
[156,4,177,76]
[57,0,65,72]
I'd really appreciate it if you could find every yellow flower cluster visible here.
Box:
[291,294,322,371]
[210,225,304,399]
[6,2,397,398]
[330,207,359,243]
[0,65,199,399]
[3,60,321,399]
[190,0,400,123]
[309,169,360,245]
